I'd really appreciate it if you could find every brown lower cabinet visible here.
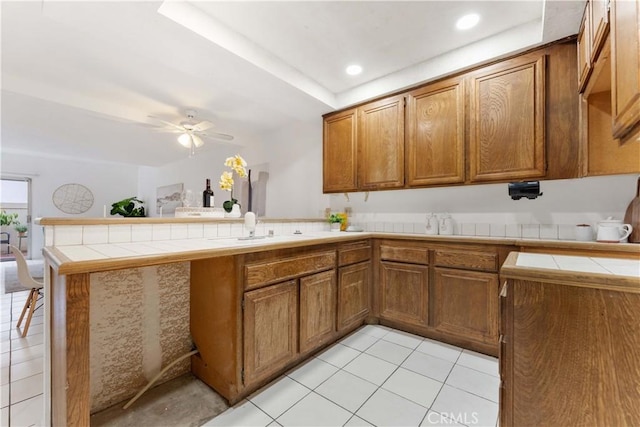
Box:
[299,270,337,354]
[337,261,371,331]
[379,261,429,326]
[431,268,498,348]
[500,277,640,426]
[194,237,630,407]
[376,240,501,355]
[192,242,371,403]
[243,280,298,386]
[244,268,340,387]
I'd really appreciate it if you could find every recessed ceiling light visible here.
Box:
[346,65,362,76]
[456,13,480,30]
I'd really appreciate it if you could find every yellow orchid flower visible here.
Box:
[224,155,248,178]
[219,171,234,191]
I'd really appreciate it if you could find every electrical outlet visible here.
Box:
[345,207,352,215]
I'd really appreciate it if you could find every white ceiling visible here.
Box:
[0,1,585,167]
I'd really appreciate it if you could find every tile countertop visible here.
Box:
[44,231,640,276]
[501,252,640,293]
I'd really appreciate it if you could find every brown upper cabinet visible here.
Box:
[577,1,592,91]
[578,0,640,175]
[578,0,609,91]
[357,94,405,190]
[590,0,610,63]
[468,53,546,182]
[406,77,465,186]
[323,108,357,192]
[322,40,579,193]
[610,0,640,141]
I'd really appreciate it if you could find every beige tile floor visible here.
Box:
[0,290,500,427]
[1,290,45,427]
[205,325,500,427]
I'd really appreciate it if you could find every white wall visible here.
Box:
[1,152,139,259]
[258,119,330,218]
[329,174,640,228]
[137,121,331,220]
[137,143,254,216]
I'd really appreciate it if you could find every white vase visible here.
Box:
[330,223,341,232]
[226,203,242,218]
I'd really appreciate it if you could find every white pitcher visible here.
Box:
[596,217,633,243]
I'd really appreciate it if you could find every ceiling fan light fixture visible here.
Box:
[178,133,192,147]
[192,134,204,148]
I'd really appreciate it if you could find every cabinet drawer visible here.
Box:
[434,248,497,272]
[338,241,371,266]
[245,251,336,290]
[380,245,429,265]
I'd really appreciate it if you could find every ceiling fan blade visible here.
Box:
[148,115,185,131]
[192,120,215,132]
[201,132,234,141]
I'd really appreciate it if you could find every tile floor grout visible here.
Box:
[218,326,499,427]
[1,290,46,426]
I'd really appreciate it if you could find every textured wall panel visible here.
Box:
[89,262,191,412]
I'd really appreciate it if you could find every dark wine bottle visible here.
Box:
[203,178,214,207]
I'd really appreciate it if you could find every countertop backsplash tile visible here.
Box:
[505,224,522,238]
[152,224,171,241]
[48,213,630,247]
[521,224,540,239]
[187,223,204,239]
[475,224,491,237]
[558,225,577,241]
[490,224,506,238]
[344,212,618,242]
[83,225,109,245]
[108,224,132,244]
[461,223,477,236]
[540,225,559,240]
[131,224,153,242]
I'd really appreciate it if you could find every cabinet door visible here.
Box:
[337,261,370,331]
[323,109,358,193]
[469,54,546,182]
[379,261,428,326]
[431,268,498,348]
[406,77,465,186]
[357,95,405,189]
[583,92,640,175]
[578,2,592,92]
[243,281,298,385]
[299,270,337,354]
[610,0,640,140]
[590,0,609,63]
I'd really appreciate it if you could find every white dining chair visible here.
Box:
[10,245,44,337]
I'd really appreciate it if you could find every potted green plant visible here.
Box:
[0,210,19,226]
[110,197,146,217]
[14,224,28,237]
[328,213,343,232]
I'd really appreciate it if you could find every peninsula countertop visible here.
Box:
[500,251,640,292]
[43,230,640,275]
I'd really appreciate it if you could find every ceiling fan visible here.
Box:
[148,109,234,156]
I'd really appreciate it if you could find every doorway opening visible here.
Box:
[0,178,32,261]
